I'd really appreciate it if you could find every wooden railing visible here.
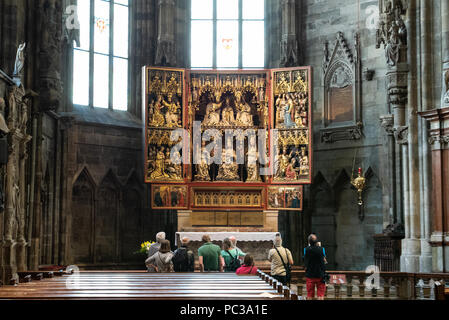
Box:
[257,269,449,300]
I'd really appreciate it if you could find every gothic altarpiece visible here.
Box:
[143,67,312,232]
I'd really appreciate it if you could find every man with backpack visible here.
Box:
[268,234,294,287]
[172,237,195,272]
[221,238,245,272]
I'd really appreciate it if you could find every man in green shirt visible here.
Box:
[198,235,224,272]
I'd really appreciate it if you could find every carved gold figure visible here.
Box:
[236,98,253,127]
[286,158,298,180]
[162,94,181,128]
[275,147,290,179]
[149,95,165,127]
[299,147,309,175]
[149,147,170,180]
[195,146,211,181]
[221,98,236,126]
[217,152,240,181]
[203,95,222,126]
[246,149,261,182]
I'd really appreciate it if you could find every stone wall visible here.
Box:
[302,0,386,270]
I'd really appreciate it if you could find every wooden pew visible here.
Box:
[0,271,286,300]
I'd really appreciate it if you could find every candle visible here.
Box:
[358,167,362,175]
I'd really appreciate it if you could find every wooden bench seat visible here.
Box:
[0,271,290,300]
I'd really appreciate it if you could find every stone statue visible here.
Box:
[13,43,26,78]
[385,25,400,66]
[0,98,9,133]
[397,17,407,46]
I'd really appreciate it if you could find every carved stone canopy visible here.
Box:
[321,32,362,143]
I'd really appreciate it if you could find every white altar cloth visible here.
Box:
[175,232,279,246]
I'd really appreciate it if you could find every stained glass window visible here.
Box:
[73,0,129,111]
[191,0,265,69]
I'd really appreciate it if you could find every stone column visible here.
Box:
[29,112,43,271]
[403,0,422,273]
[37,0,63,111]
[380,114,397,228]
[16,133,31,271]
[418,0,433,272]
[2,133,19,283]
[441,0,449,108]
[376,0,424,272]
[1,86,24,283]
[58,116,75,265]
[280,0,299,67]
[420,108,449,272]
[155,0,176,66]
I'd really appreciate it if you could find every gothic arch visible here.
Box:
[72,166,97,190]
[362,167,384,260]
[40,164,52,265]
[310,171,337,268]
[333,169,352,211]
[95,169,121,264]
[333,169,359,270]
[70,167,95,264]
[120,170,144,263]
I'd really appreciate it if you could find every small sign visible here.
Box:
[330,274,347,284]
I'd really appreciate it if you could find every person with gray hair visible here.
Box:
[229,236,246,260]
[172,237,195,272]
[147,231,166,272]
[268,234,294,286]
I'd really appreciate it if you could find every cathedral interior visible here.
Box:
[0,0,449,300]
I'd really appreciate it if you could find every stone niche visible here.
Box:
[321,32,362,143]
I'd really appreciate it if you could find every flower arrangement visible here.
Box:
[136,241,156,255]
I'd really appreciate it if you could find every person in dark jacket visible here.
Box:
[304,234,326,300]
[172,237,195,272]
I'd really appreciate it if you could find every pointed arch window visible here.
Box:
[72,0,130,111]
[190,0,265,69]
